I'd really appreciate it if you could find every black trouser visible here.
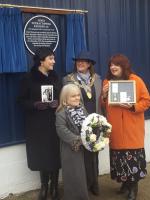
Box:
[39,170,59,200]
[84,150,99,189]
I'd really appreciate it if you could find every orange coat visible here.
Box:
[101,74,150,149]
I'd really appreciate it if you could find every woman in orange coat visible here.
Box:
[101,54,150,200]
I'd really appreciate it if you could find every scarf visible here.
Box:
[67,106,86,127]
[77,71,91,84]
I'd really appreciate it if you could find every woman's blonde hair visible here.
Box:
[56,83,81,112]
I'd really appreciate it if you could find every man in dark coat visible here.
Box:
[18,47,61,200]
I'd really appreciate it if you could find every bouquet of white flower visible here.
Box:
[81,113,112,152]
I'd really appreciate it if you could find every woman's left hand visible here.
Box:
[119,103,134,109]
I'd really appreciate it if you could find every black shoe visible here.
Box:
[90,185,99,196]
[50,170,60,200]
[117,182,128,194]
[50,182,60,200]
[51,193,60,200]
[50,184,60,200]
[127,182,138,200]
[38,184,48,200]
[38,171,49,200]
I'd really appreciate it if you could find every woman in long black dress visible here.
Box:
[18,47,61,200]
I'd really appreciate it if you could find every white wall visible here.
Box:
[0,145,40,199]
[0,119,150,199]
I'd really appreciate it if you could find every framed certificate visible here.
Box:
[108,80,136,104]
[41,85,53,102]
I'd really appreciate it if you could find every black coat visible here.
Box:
[18,68,61,171]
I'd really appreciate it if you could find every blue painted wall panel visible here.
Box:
[0,0,149,150]
[0,0,150,98]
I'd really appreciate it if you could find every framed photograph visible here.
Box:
[108,80,136,104]
[41,85,53,102]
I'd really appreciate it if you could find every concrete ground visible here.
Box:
[3,163,150,200]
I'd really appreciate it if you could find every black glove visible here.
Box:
[34,101,49,110]
[49,100,59,108]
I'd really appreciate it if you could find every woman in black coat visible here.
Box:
[18,47,61,200]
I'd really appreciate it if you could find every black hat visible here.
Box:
[72,50,96,65]
[34,47,54,61]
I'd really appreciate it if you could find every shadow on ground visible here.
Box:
[3,164,150,200]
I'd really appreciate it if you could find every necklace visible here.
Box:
[69,73,96,99]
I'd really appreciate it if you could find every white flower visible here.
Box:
[89,134,97,142]
[92,116,99,124]
[94,142,105,151]
[103,137,109,144]
[81,113,112,152]
[82,126,92,133]
[107,128,112,133]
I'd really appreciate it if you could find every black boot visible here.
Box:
[50,170,60,200]
[89,181,99,196]
[117,182,128,194]
[38,171,49,200]
[127,182,138,200]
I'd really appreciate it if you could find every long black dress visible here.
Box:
[18,67,61,171]
[81,86,99,190]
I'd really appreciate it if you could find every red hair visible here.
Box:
[106,54,133,80]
